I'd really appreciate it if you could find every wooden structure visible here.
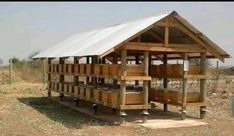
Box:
[34,11,230,123]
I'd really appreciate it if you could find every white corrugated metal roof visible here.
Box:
[33,10,230,60]
[33,11,171,58]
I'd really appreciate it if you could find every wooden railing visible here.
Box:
[150,64,204,78]
[48,81,147,109]
[48,64,144,76]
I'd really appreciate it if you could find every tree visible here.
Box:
[28,50,40,61]
[10,57,21,64]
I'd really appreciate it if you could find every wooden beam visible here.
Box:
[163,54,168,112]
[121,42,205,53]
[120,76,151,81]
[182,54,188,109]
[165,26,169,47]
[156,21,178,27]
[120,105,151,110]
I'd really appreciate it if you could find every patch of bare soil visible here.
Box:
[0,82,233,136]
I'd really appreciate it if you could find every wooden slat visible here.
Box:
[120,105,151,110]
[120,76,151,81]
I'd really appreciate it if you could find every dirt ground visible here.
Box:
[0,82,234,136]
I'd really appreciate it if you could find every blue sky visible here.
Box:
[0,2,233,66]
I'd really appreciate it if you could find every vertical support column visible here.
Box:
[92,56,98,114]
[59,57,65,100]
[163,54,168,112]
[42,59,46,84]
[120,49,127,124]
[74,56,79,106]
[181,54,188,120]
[101,57,105,85]
[200,53,207,119]
[165,26,169,47]
[86,56,90,84]
[148,54,152,92]
[92,56,98,88]
[47,58,52,97]
[113,55,118,89]
[135,55,139,86]
[142,51,150,123]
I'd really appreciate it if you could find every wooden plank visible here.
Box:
[127,65,144,76]
[125,92,144,105]
[120,105,151,110]
[109,64,120,76]
[120,76,151,81]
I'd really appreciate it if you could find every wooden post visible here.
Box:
[9,59,12,85]
[135,55,139,86]
[74,56,79,106]
[86,56,90,84]
[200,53,207,119]
[101,57,105,84]
[181,54,188,120]
[74,57,79,85]
[142,51,150,123]
[47,58,52,97]
[113,55,118,88]
[165,26,169,47]
[92,56,98,88]
[148,54,152,92]
[43,59,46,84]
[163,54,168,112]
[120,49,127,123]
[59,57,65,100]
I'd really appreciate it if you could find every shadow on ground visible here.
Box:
[17,97,112,129]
